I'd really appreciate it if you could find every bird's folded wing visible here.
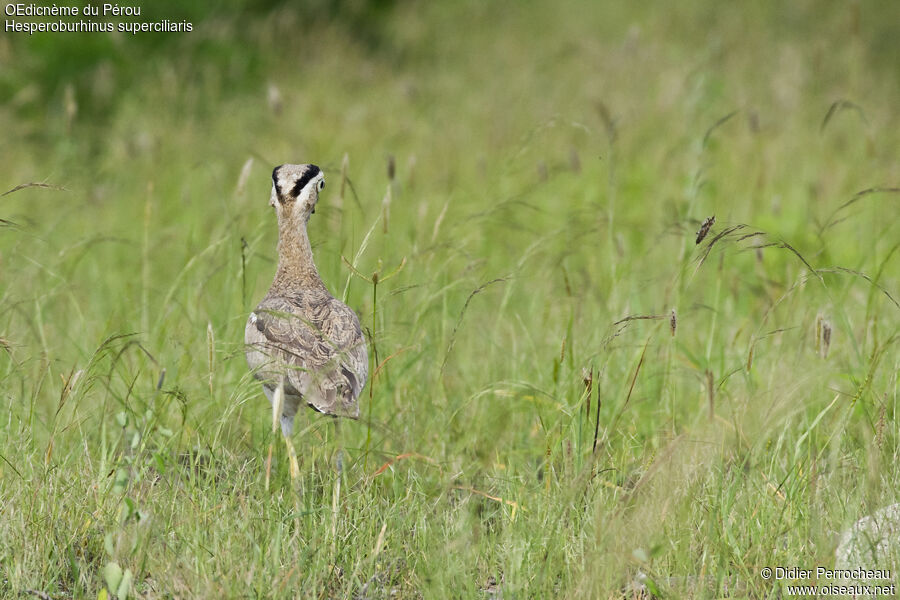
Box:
[253,293,368,409]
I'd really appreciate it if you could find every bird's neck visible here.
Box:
[273,219,324,289]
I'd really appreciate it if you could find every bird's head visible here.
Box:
[270,163,325,222]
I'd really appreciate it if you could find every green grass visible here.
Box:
[1,1,899,597]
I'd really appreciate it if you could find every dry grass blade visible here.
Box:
[613,314,666,326]
[431,200,449,242]
[2,182,68,197]
[109,338,158,376]
[824,187,900,231]
[372,346,412,381]
[441,278,507,374]
[734,231,766,243]
[849,342,893,405]
[339,152,349,204]
[778,241,822,282]
[694,224,746,271]
[207,322,215,396]
[453,485,523,518]
[382,184,392,233]
[56,366,83,417]
[597,340,648,454]
[235,157,254,196]
[240,237,249,308]
[623,342,648,413]
[840,186,900,210]
[751,326,801,370]
[592,369,602,453]
[743,237,823,283]
[369,346,413,401]
[595,100,617,142]
[341,254,371,282]
[817,267,900,311]
[761,472,787,501]
[0,450,24,479]
[373,452,441,476]
[342,174,363,211]
[582,366,593,418]
[341,214,381,301]
[702,110,738,148]
[821,99,868,132]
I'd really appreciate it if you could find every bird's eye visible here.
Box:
[317,179,325,191]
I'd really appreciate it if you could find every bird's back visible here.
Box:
[245,286,367,418]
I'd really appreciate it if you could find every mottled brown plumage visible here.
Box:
[245,164,368,447]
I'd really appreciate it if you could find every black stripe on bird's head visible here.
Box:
[271,164,322,200]
[271,166,282,194]
[270,164,325,215]
[292,165,321,197]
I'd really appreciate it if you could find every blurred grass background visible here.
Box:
[1,0,899,597]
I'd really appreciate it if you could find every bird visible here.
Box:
[244,163,368,481]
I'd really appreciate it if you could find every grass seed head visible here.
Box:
[569,147,581,173]
[815,313,832,358]
[267,83,282,115]
[387,154,396,182]
[582,366,593,390]
[695,215,715,244]
[876,400,886,449]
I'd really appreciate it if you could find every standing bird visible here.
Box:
[245,164,368,480]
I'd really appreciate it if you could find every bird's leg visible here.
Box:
[329,415,343,558]
[332,416,343,475]
[284,433,301,481]
[275,383,300,481]
[265,382,285,490]
[265,446,273,491]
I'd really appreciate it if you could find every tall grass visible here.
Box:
[1,1,899,597]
